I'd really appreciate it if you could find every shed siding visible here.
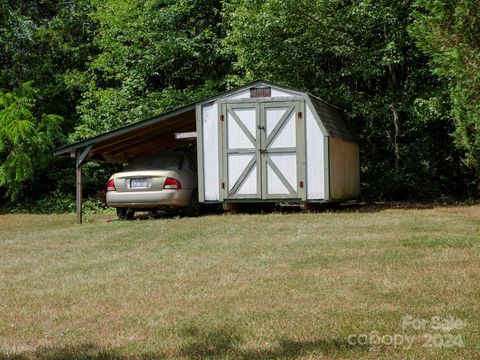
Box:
[271,88,296,98]
[198,83,359,203]
[305,104,325,199]
[202,103,220,201]
[328,137,360,200]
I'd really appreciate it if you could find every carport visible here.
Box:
[55,80,359,224]
[54,104,197,224]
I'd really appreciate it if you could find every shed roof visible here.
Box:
[307,94,358,143]
[54,80,357,162]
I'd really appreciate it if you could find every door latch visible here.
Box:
[259,149,268,154]
[258,125,265,130]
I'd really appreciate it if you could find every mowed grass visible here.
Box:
[0,205,479,359]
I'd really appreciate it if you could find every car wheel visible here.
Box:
[183,189,200,217]
[117,207,135,220]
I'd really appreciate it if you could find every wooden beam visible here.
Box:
[76,150,83,224]
[104,123,195,159]
[54,106,196,157]
[175,131,197,139]
[91,114,194,153]
[97,127,182,155]
[115,137,180,158]
[74,145,93,225]
[76,144,94,167]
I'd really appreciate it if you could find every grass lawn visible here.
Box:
[0,204,479,359]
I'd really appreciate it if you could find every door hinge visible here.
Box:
[220,114,224,122]
[299,180,304,189]
[221,182,225,189]
[298,112,303,119]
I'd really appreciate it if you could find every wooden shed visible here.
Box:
[196,81,359,204]
[55,80,360,222]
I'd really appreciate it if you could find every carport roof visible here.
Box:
[54,80,357,162]
[54,103,197,162]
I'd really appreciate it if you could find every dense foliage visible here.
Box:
[410,0,480,169]
[0,0,478,208]
[0,82,63,200]
[74,0,230,139]
[223,0,463,198]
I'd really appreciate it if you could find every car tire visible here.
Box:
[183,189,200,217]
[117,207,135,220]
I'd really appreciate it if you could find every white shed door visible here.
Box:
[261,102,301,199]
[222,101,302,200]
[223,103,261,199]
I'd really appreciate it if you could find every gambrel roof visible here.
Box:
[307,94,357,142]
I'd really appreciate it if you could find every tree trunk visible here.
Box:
[384,23,402,171]
[391,105,401,170]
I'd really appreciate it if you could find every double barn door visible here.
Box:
[222,100,304,200]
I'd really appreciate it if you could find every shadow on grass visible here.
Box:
[308,200,479,213]
[1,328,364,359]
[338,201,436,213]
[241,337,359,359]
[105,200,477,222]
[106,204,224,222]
[214,200,472,215]
[227,201,439,214]
[176,324,362,359]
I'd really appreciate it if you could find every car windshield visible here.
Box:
[125,153,183,171]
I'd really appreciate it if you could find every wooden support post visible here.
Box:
[73,144,94,225]
[76,150,83,224]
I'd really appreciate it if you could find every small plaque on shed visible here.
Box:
[250,87,271,98]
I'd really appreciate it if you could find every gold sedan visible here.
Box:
[106,152,199,219]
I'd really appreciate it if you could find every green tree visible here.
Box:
[0,0,98,205]
[0,82,63,200]
[74,0,232,139]
[224,0,460,198]
[411,0,480,170]
[0,0,474,206]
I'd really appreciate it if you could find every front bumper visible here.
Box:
[106,189,190,208]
